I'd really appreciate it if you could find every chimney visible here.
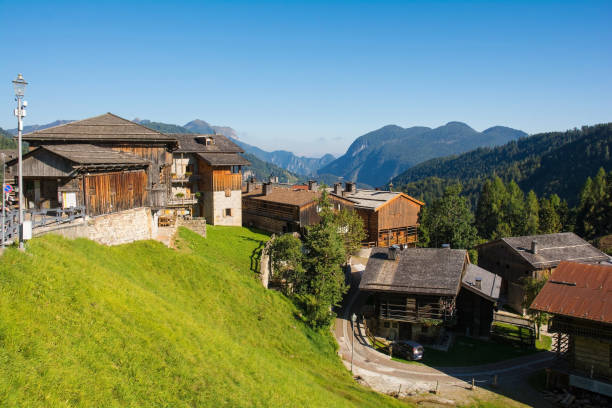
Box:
[441,243,450,249]
[262,182,272,196]
[345,182,356,194]
[333,183,342,195]
[308,180,318,191]
[388,244,400,260]
[475,277,482,290]
[531,240,539,254]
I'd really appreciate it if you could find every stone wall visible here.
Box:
[177,218,207,238]
[211,190,242,226]
[33,207,154,246]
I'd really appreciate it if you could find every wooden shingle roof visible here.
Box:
[197,152,250,166]
[171,134,243,153]
[479,232,608,269]
[41,144,149,165]
[360,248,467,296]
[23,113,177,143]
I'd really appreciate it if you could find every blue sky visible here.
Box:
[1,1,611,156]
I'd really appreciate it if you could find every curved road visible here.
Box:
[334,288,554,405]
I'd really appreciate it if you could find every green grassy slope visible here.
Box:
[0,226,406,407]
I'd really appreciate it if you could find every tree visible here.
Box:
[538,197,562,234]
[475,176,508,240]
[421,183,479,249]
[504,180,526,235]
[523,276,548,339]
[524,190,539,235]
[269,233,305,294]
[576,168,612,239]
[333,207,366,262]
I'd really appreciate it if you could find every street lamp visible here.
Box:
[351,313,357,374]
[12,73,28,250]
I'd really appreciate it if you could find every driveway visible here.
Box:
[334,288,555,406]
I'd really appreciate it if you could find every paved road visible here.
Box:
[334,288,554,406]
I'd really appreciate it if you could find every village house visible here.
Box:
[530,261,612,397]
[242,181,355,234]
[477,232,609,314]
[7,113,177,215]
[359,246,501,343]
[168,134,249,225]
[333,182,423,248]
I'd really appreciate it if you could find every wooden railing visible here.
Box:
[167,194,199,206]
[378,302,453,323]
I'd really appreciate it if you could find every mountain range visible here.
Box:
[318,122,527,187]
[391,123,612,206]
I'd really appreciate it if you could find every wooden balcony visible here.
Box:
[167,193,199,206]
[377,297,456,324]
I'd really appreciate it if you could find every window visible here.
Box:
[225,208,232,217]
[316,205,322,213]
[231,165,241,174]
[383,321,390,328]
[225,188,231,197]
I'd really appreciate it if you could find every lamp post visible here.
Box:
[1,152,5,249]
[351,313,357,374]
[12,74,27,250]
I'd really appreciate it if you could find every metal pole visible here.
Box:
[1,154,5,249]
[351,319,354,374]
[17,97,24,250]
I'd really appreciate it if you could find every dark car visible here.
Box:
[391,340,424,361]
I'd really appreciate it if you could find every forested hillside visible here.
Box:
[320,122,526,187]
[0,127,17,149]
[392,123,612,206]
[242,152,305,184]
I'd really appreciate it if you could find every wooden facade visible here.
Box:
[196,159,243,193]
[243,188,355,234]
[353,194,422,248]
[84,171,148,216]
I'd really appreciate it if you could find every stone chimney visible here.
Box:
[388,244,400,260]
[246,178,256,193]
[345,182,356,194]
[475,277,482,290]
[308,180,318,191]
[262,182,272,196]
[531,240,539,254]
[333,183,342,195]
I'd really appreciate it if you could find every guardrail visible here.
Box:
[27,206,86,229]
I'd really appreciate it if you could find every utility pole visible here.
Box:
[351,313,357,374]
[12,74,28,250]
[1,153,5,249]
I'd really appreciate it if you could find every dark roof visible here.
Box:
[360,248,467,296]
[244,186,354,208]
[41,144,149,165]
[196,152,250,166]
[461,264,501,302]
[340,189,424,210]
[23,113,177,143]
[530,261,612,324]
[171,134,243,153]
[480,232,608,269]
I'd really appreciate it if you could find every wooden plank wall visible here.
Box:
[197,159,242,192]
[243,199,298,222]
[84,170,148,216]
[17,149,73,177]
[377,196,421,230]
[299,196,354,228]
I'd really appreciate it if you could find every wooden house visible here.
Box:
[169,134,249,225]
[530,261,612,396]
[457,263,501,337]
[334,182,423,247]
[360,247,468,343]
[19,113,177,211]
[6,144,149,216]
[242,183,355,234]
[477,233,608,314]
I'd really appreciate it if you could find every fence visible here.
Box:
[28,206,86,229]
[491,312,535,347]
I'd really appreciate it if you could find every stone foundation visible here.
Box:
[33,207,154,246]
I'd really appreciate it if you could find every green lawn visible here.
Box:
[0,226,408,407]
[392,336,543,367]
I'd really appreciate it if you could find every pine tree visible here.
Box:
[475,176,508,240]
[524,190,539,235]
[539,197,562,234]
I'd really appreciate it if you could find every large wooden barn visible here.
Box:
[530,261,612,396]
[9,113,177,216]
[242,183,355,234]
[333,183,423,248]
[6,144,149,216]
[169,134,249,225]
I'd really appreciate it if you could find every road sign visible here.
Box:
[3,184,12,193]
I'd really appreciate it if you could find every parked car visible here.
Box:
[391,340,424,361]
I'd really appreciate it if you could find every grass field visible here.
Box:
[392,334,546,367]
[0,226,408,407]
